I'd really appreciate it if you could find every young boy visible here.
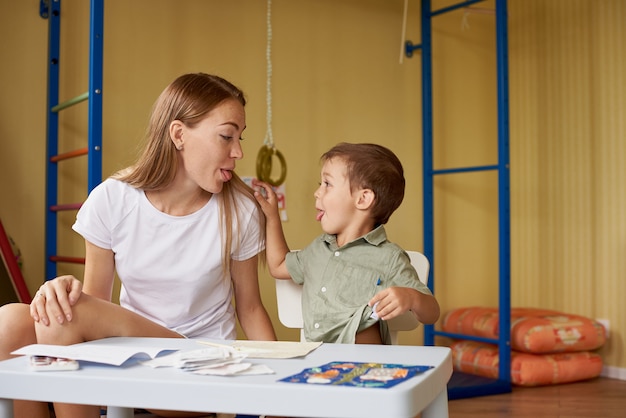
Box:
[253,142,440,344]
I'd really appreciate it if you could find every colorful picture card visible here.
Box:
[280,361,433,389]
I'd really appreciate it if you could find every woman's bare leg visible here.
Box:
[34,293,182,344]
[0,303,52,418]
[34,293,183,418]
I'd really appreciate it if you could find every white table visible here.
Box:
[0,337,452,418]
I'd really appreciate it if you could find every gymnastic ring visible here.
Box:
[255,145,270,180]
[256,145,271,178]
[256,145,287,187]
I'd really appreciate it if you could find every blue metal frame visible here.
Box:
[495,0,512,384]
[407,0,512,399]
[88,0,104,192]
[43,0,61,281]
[42,0,103,280]
[420,0,435,348]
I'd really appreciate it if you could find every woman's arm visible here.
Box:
[82,240,116,300]
[231,255,277,340]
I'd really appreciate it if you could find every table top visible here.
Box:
[0,337,452,418]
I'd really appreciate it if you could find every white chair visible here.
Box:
[275,250,430,344]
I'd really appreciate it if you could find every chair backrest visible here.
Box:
[275,250,430,343]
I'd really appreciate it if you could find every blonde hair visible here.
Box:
[112,73,263,272]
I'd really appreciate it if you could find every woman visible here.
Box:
[0,73,276,418]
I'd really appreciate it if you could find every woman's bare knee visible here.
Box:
[0,303,36,359]
[34,293,102,345]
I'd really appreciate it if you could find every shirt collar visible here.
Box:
[322,224,388,249]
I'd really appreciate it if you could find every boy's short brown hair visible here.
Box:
[321,143,405,225]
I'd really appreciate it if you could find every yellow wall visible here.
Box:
[508,0,626,373]
[1,0,624,370]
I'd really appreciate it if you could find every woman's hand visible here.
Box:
[30,275,83,326]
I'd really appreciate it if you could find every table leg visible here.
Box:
[421,389,449,418]
[105,406,134,418]
[0,399,12,418]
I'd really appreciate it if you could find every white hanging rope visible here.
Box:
[399,0,409,64]
[256,0,286,187]
[462,10,470,31]
[264,0,274,147]
[462,7,496,31]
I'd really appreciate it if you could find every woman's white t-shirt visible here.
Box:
[72,178,263,339]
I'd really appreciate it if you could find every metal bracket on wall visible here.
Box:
[405,41,422,58]
[40,0,50,19]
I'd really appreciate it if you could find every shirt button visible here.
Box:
[321,287,327,292]
[314,323,320,329]
[334,251,340,256]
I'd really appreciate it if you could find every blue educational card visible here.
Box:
[279,361,433,389]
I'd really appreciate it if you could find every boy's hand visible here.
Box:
[252,179,281,220]
[369,287,417,321]
[251,179,292,280]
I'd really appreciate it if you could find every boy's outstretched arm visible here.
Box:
[368,287,440,325]
[252,180,292,280]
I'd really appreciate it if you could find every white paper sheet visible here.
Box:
[11,340,323,368]
[12,343,181,366]
[200,340,323,359]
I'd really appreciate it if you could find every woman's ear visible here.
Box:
[169,120,184,150]
[355,189,375,210]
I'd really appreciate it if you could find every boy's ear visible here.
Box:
[355,189,375,210]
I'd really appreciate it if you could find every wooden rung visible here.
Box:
[49,256,85,264]
[49,203,82,212]
[50,91,89,113]
[50,147,89,162]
